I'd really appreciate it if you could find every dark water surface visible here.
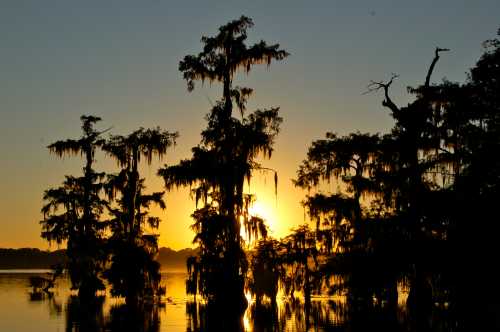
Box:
[0,271,187,332]
[0,271,417,331]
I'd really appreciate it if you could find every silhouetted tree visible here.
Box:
[293,47,460,329]
[279,225,318,309]
[159,16,288,307]
[362,37,500,329]
[294,132,404,305]
[41,115,108,298]
[247,238,282,306]
[295,132,381,245]
[440,29,500,330]
[370,50,460,330]
[103,127,177,304]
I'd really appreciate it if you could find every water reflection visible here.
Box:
[65,296,106,332]
[33,293,164,332]
[106,302,162,332]
[186,301,245,332]
[184,297,414,332]
[247,302,280,332]
[184,299,352,332]
[28,289,64,317]
[0,272,461,332]
[0,272,172,332]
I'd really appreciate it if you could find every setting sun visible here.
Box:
[249,199,279,235]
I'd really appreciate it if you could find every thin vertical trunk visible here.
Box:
[223,71,232,121]
[83,145,93,237]
[129,148,139,241]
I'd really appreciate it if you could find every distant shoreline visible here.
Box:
[0,269,53,273]
[0,247,196,271]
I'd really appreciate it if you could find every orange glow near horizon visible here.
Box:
[248,199,279,236]
[152,168,306,250]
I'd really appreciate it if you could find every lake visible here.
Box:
[0,270,417,331]
[0,270,187,332]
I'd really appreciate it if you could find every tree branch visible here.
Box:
[364,73,400,114]
[425,47,450,88]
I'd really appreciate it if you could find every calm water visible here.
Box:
[0,271,187,332]
[0,271,414,331]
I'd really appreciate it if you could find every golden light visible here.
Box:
[248,199,279,235]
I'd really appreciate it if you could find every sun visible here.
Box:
[248,199,278,235]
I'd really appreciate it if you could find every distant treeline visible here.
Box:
[157,247,198,272]
[0,247,196,271]
[0,248,65,269]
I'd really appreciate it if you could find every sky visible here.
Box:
[0,0,499,250]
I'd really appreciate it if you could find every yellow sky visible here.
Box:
[148,152,310,250]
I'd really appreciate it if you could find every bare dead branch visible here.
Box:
[97,126,113,136]
[425,47,450,88]
[363,73,400,114]
[363,73,399,94]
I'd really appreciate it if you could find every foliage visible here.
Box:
[40,115,108,297]
[247,238,282,305]
[159,16,288,305]
[290,29,500,329]
[102,128,177,303]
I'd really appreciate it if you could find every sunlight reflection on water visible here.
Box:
[0,271,413,332]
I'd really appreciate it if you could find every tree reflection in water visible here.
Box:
[106,302,162,332]
[185,296,419,332]
[186,301,245,332]
[65,296,106,332]
[27,286,464,331]
[28,290,63,318]
[64,296,162,332]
